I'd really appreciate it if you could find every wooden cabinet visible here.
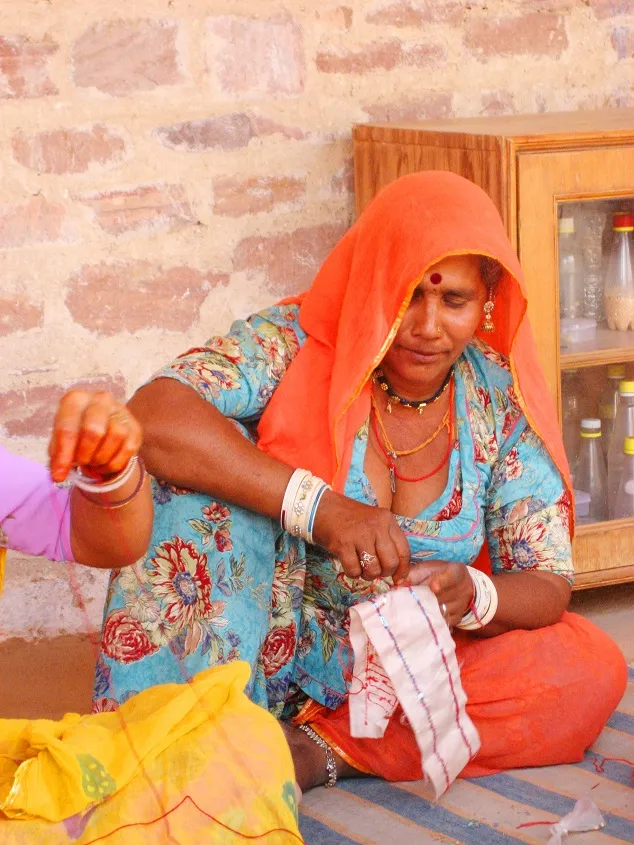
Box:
[353,109,634,588]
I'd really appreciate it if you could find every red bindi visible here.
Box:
[430,272,442,285]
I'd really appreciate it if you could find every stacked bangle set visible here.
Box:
[280,469,331,544]
[456,566,499,630]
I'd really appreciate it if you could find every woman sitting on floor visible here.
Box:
[95,171,627,791]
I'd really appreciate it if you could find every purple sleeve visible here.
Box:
[0,443,74,562]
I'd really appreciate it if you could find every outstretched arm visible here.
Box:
[51,390,153,568]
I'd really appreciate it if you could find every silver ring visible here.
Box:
[441,602,448,621]
[359,551,377,571]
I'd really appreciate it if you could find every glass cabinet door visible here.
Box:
[557,198,634,526]
[517,145,634,585]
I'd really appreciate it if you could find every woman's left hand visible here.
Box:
[403,560,473,627]
[49,390,142,483]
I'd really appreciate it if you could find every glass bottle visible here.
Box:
[599,363,626,458]
[607,380,634,517]
[558,217,584,320]
[573,419,608,523]
[561,370,583,467]
[580,207,606,321]
[613,437,634,519]
[604,212,634,332]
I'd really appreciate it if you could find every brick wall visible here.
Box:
[1,0,633,642]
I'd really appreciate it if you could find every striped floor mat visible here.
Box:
[299,666,634,844]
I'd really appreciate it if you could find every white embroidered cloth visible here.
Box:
[348,584,480,798]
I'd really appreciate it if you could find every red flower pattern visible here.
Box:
[101,609,157,664]
[202,502,231,523]
[215,527,233,552]
[261,623,297,678]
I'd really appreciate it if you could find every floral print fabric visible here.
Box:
[95,304,573,716]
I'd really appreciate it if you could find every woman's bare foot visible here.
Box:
[280,722,368,793]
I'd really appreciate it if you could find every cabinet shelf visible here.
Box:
[560,328,634,369]
[575,516,634,535]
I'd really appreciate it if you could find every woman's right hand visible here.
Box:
[312,490,411,582]
[49,390,142,484]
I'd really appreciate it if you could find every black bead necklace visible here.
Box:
[372,366,454,414]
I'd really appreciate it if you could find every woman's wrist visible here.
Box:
[456,568,499,630]
[73,458,147,508]
[280,469,331,544]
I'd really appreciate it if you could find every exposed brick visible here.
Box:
[212,176,306,217]
[465,13,568,59]
[589,0,634,18]
[207,15,304,99]
[365,1,463,27]
[11,125,128,175]
[331,159,354,197]
[316,7,353,28]
[72,20,184,96]
[76,183,196,236]
[154,111,305,152]
[611,26,633,58]
[364,92,453,122]
[65,262,228,335]
[233,223,347,295]
[0,197,73,250]
[316,39,445,73]
[0,293,43,337]
[0,34,58,99]
[480,90,516,116]
[248,112,306,141]
[1,376,126,437]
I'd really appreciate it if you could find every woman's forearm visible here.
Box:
[128,378,295,521]
[70,464,153,568]
[474,570,572,638]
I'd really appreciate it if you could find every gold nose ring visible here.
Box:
[437,326,442,334]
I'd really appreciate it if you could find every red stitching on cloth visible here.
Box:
[80,793,305,845]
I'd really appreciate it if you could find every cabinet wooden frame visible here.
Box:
[353,109,634,588]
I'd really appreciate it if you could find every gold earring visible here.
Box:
[437,326,442,334]
[482,292,495,333]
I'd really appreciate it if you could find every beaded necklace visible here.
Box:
[373,366,453,414]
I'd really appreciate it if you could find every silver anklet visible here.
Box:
[298,724,338,788]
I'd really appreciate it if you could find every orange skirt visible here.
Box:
[295,612,627,780]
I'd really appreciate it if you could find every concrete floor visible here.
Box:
[1,584,632,720]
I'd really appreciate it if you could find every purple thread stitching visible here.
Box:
[409,587,476,758]
[370,596,450,791]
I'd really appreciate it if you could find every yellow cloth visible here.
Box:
[0,662,300,843]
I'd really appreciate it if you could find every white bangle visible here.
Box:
[456,567,498,630]
[281,469,311,531]
[281,469,330,544]
[70,456,138,494]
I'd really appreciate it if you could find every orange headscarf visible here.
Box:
[258,171,571,530]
